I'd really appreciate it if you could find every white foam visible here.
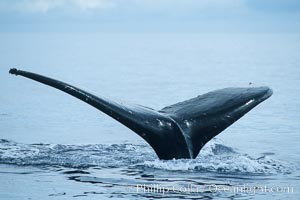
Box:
[0,139,291,174]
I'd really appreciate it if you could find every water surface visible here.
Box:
[0,33,299,199]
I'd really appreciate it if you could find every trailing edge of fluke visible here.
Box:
[9,68,273,160]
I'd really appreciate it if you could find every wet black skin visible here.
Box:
[9,68,273,160]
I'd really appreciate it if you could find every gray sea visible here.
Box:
[0,33,299,199]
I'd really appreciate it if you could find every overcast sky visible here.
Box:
[0,0,299,33]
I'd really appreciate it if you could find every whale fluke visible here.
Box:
[9,68,273,160]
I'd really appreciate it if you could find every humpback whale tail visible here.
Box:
[9,68,273,160]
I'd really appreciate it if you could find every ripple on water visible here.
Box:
[0,138,292,175]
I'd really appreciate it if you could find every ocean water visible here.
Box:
[0,33,299,199]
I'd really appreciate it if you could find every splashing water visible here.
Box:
[0,139,290,175]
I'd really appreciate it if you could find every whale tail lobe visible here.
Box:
[9,68,272,160]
